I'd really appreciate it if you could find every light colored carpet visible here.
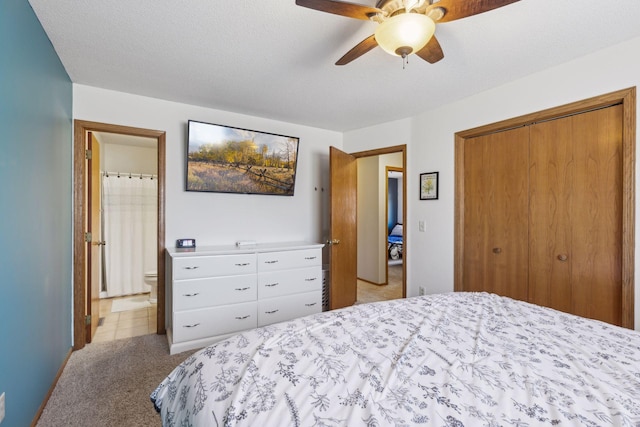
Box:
[111,294,151,312]
[357,263,403,304]
[36,334,196,426]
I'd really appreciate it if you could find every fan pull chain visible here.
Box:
[402,53,409,70]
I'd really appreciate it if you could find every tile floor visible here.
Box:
[91,294,157,343]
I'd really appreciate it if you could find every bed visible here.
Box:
[388,223,403,260]
[151,292,640,426]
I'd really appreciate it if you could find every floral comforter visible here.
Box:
[151,292,640,426]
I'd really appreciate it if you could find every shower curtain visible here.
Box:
[102,173,157,297]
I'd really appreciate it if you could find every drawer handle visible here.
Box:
[264,260,279,264]
[235,287,250,291]
[235,315,251,320]
[183,266,200,270]
[265,283,279,287]
[305,277,317,282]
[235,262,251,267]
[304,256,317,260]
[265,309,279,314]
[305,303,317,307]
[183,323,200,328]
[183,293,200,297]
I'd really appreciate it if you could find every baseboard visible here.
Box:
[357,276,387,286]
[31,347,73,427]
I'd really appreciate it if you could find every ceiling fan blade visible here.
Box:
[296,0,383,20]
[425,0,519,23]
[415,35,444,64]
[336,34,378,65]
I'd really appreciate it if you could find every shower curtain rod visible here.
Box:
[102,171,157,179]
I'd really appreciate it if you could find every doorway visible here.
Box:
[355,157,404,304]
[73,120,166,351]
[328,145,407,309]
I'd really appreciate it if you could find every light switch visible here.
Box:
[418,220,425,232]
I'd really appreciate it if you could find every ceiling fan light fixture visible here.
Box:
[374,13,435,58]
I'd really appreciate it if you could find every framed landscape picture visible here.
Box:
[186,120,299,196]
[420,171,438,200]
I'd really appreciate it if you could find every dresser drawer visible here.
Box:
[257,248,321,272]
[258,266,321,299]
[174,274,257,311]
[173,254,256,279]
[173,302,257,343]
[258,291,322,327]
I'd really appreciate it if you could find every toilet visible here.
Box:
[144,270,158,303]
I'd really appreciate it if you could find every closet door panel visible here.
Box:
[570,105,623,325]
[529,117,573,313]
[463,137,491,293]
[463,127,529,300]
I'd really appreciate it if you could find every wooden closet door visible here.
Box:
[529,105,623,325]
[529,116,573,313]
[570,105,623,325]
[463,127,529,300]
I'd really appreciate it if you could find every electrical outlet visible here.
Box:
[0,392,5,424]
[419,286,425,296]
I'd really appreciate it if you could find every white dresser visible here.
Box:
[166,241,324,354]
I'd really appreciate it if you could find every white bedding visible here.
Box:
[151,292,640,426]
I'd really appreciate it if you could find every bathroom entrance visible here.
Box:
[73,120,166,350]
[94,132,158,343]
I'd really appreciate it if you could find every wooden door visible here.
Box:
[86,133,101,341]
[329,146,357,309]
[569,105,623,325]
[529,116,573,313]
[463,127,529,301]
[455,88,634,329]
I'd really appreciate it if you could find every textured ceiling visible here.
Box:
[29,0,640,132]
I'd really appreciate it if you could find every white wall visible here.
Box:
[357,156,380,283]
[344,35,640,330]
[101,143,158,175]
[74,85,342,248]
[357,153,403,284]
[378,153,402,279]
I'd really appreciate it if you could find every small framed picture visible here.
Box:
[420,172,439,200]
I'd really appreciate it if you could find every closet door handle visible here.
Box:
[183,293,199,297]
[305,256,317,260]
[235,262,250,267]
[265,309,279,314]
[305,302,317,307]
[234,287,250,291]
[557,254,568,262]
[265,283,279,287]
[305,277,317,282]
[492,247,502,254]
[235,315,251,320]
[183,266,199,270]
[264,260,279,264]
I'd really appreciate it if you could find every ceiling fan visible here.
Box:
[295,0,520,65]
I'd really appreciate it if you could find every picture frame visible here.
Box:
[420,172,439,200]
[186,120,300,196]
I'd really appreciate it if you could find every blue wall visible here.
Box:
[0,1,73,426]
[387,178,398,232]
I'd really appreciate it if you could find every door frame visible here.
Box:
[351,145,407,299]
[73,120,166,350]
[385,166,403,286]
[454,87,636,329]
